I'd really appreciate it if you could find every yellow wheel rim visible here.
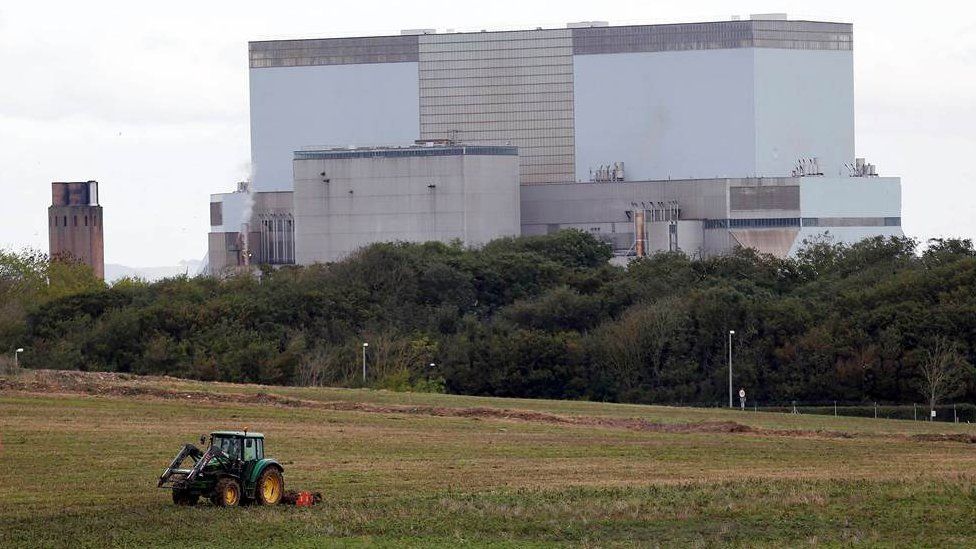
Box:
[225,484,239,506]
[262,473,281,503]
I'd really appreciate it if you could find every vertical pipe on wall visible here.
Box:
[634,210,647,257]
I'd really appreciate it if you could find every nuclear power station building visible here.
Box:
[208,15,903,272]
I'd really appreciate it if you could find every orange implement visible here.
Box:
[295,491,314,507]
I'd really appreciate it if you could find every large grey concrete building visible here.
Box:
[208,14,903,272]
[293,144,520,263]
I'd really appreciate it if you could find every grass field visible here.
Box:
[3,370,976,547]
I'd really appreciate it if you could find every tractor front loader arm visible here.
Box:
[158,444,203,487]
[183,446,230,484]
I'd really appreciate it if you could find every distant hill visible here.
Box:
[105,259,204,282]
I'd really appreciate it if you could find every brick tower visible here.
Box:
[48,181,104,279]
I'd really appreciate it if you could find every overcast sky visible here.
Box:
[1,1,973,267]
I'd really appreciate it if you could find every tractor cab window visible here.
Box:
[243,438,258,461]
[256,438,264,460]
[213,436,242,460]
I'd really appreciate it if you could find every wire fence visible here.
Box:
[675,400,976,423]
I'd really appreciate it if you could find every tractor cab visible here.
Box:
[209,431,265,462]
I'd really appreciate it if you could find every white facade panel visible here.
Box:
[753,49,855,178]
[209,192,248,233]
[573,49,757,183]
[248,62,420,191]
[799,177,901,218]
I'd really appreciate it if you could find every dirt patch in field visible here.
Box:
[911,433,976,443]
[0,370,308,408]
[320,401,757,435]
[0,369,967,444]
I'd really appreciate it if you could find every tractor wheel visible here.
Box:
[211,478,242,507]
[256,467,284,505]
[172,489,199,506]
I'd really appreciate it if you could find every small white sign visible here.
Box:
[931,410,937,418]
[738,389,746,399]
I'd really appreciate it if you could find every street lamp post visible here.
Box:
[362,342,369,383]
[14,348,24,368]
[728,331,735,408]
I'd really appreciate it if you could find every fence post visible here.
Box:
[954,404,958,423]
[834,401,837,417]
[914,403,917,421]
[874,402,878,419]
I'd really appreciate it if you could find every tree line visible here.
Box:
[1,231,974,407]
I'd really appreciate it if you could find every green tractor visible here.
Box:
[158,430,284,507]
